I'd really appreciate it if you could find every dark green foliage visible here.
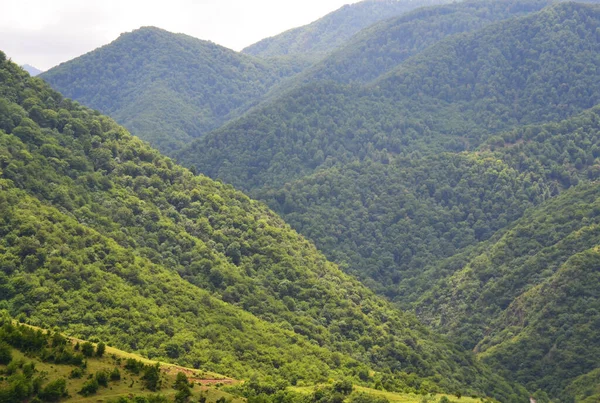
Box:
[95,370,110,387]
[110,367,121,381]
[40,27,307,155]
[416,183,600,397]
[69,367,84,379]
[96,342,106,357]
[243,0,450,59]
[182,2,600,192]
[125,359,145,375]
[261,154,544,301]
[141,364,161,391]
[279,0,556,93]
[78,378,99,396]
[563,368,600,402]
[173,372,191,402]
[37,378,67,402]
[0,52,525,399]
[348,393,390,403]
[81,342,94,357]
[0,343,11,365]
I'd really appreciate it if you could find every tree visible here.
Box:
[0,342,12,364]
[142,363,161,391]
[96,341,106,357]
[81,342,94,357]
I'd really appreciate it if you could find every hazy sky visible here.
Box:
[0,0,360,71]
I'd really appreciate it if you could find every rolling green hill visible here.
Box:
[180,2,600,192]
[414,182,600,397]
[0,53,527,400]
[242,0,450,60]
[274,0,556,89]
[0,315,243,403]
[176,5,600,399]
[40,27,308,155]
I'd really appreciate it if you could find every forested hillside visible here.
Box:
[0,53,529,400]
[180,2,600,192]
[242,0,449,60]
[175,4,600,400]
[276,0,555,90]
[40,27,307,155]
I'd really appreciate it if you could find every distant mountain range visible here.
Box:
[242,0,451,60]
[16,0,600,400]
[0,50,525,401]
[21,64,42,76]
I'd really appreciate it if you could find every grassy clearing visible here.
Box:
[290,385,485,403]
[2,326,243,403]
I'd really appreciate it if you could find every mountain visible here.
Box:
[242,0,451,60]
[40,27,308,155]
[20,64,42,76]
[0,314,242,402]
[265,0,556,95]
[415,181,600,397]
[174,3,600,399]
[0,53,527,401]
[179,2,600,192]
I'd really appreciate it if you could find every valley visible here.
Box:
[3,0,600,401]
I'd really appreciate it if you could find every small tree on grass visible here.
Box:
[78,378,99,396]
[141,363,161,391]
[81,342,94,357]
[38,378,67,402]
[0,342,12,365]
[96,342,106,357]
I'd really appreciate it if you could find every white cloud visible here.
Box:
[0,0,360,71]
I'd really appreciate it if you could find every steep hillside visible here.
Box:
[180,2,600,192]
[414,105,600,345]
[0,315,242,403]
[40,27,305,155]
[280,0,555,88]
[0,53,527,400]
[242,0,449,60]
[260,154,545,300]
[476,219,600,396]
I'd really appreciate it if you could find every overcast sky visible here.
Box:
[0,0,360,71]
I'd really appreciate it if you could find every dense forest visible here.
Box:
[179,2,600,191]
[17,0,600,401]
[242,0,450,59]
[0,53,529,401]
[40,27,309,155]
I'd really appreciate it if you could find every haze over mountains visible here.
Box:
[5,0,600,401]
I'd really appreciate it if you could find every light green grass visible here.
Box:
[290,385,484,403]
[2,325,243,403]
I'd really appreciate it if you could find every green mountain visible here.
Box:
[175,4,600,399]
[276,0,556,89]
[242,0,450,60]
[39,27,308,155]
[416,181,600,398]
[180,2,600,192]
[0,53,527,400]
[20,64,42,77]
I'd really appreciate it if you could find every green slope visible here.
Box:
[478,224,600,396]
[180,2,600,192]
[0,54,527,400]
[414,105,600,346]
[259,153,544,301]
[242,0,450,60]
[0,315,243,403]
[40,27,306,155]
[280,0,556,87]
